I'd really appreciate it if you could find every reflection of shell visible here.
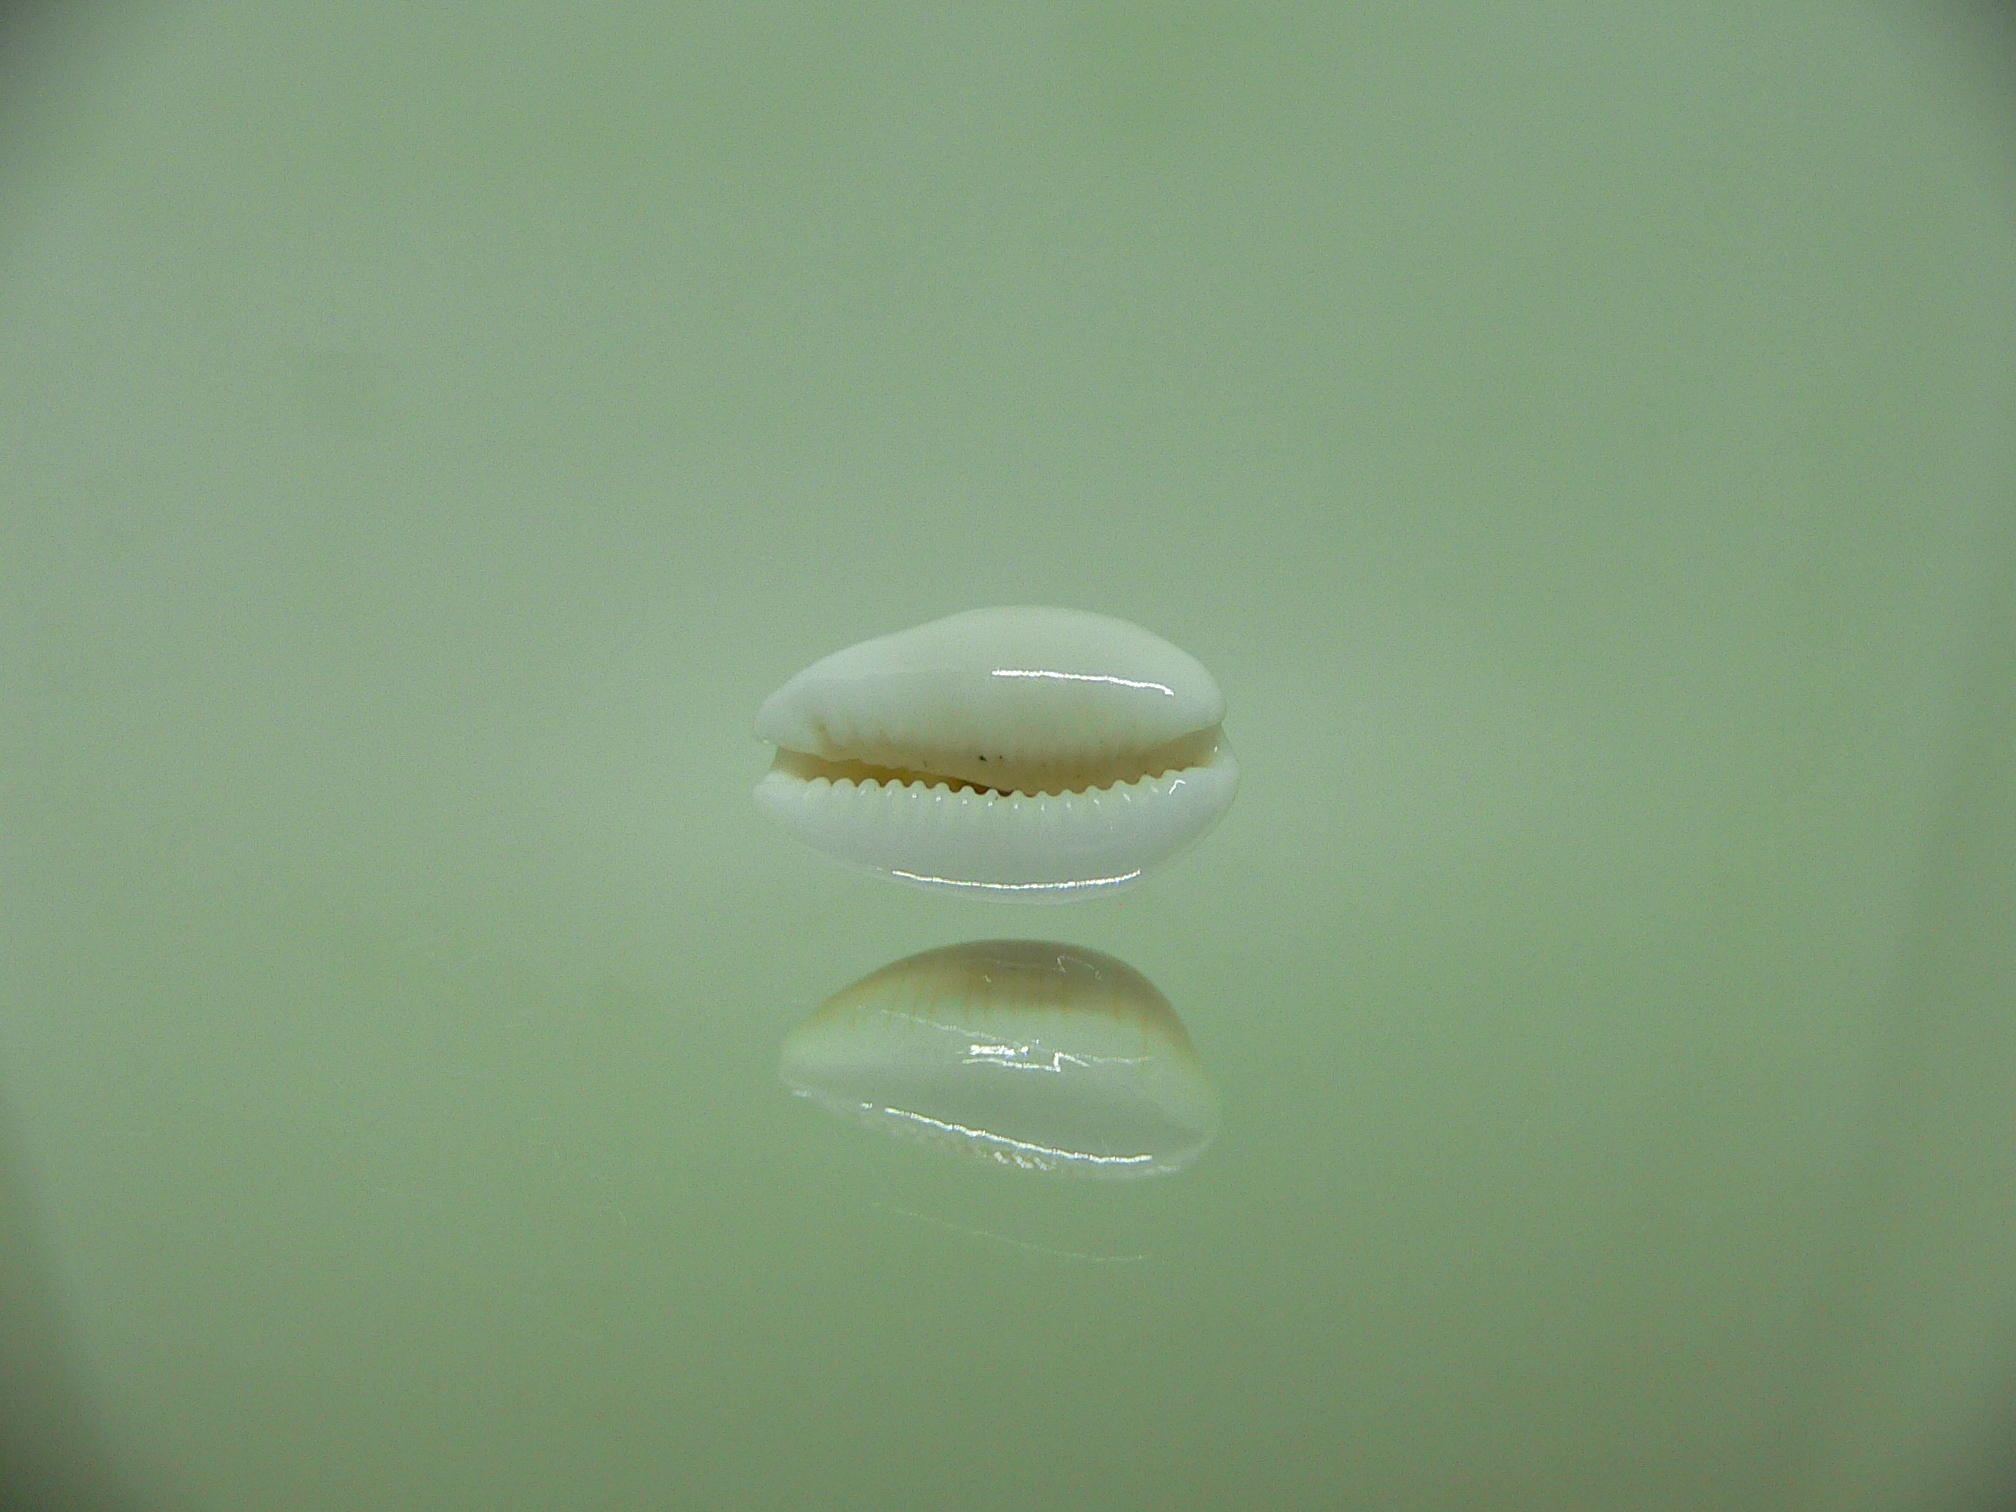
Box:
[780,940,1220,1178]
[754,608,1238,899]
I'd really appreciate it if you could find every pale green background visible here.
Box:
[3,4,2015,1510]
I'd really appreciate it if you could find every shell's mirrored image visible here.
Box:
[755,607,1238,898]
[781,940,1220,1178]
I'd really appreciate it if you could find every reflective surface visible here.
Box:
[2,5,2015,1511]
[782,940,1218,1178]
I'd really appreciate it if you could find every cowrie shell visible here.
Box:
[754,608,1238,899]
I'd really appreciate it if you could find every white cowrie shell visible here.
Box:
[754,608,1239,899]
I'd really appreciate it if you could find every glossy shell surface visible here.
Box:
[780,940,1219,1178]
[754,607,1238,898]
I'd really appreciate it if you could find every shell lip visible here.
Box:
[753,738,1239,900]
[763,726,1229,800]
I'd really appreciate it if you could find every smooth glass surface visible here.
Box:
[3,5,2015,1510]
